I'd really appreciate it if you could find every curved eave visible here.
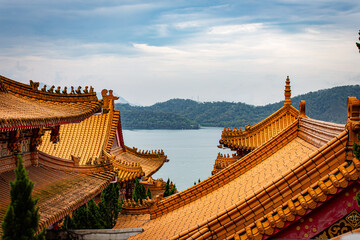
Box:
[0,102,101,132]
[221,104,299,139]
[0,75,98,102]
[219,104,299,150]
[172,130,352,240]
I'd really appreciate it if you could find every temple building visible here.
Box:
[115,77,360,240]
[0,75,168,234]
[213,77,298,175]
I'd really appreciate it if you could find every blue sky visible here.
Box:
[0,0,359,106]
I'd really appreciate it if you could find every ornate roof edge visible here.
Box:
[0,107,100,132]
[125,145,168,161]
[38,151,113,173]
[0,75,98,103]
[151,120,300,219]
[37,171,115,234]
[102,148,145,182]
[230,159,359,240]
[221,103,299,140]
[171,129,351,239]
[220,76,298,140]
[170,96,360,239]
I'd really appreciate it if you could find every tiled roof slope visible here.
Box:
[0,164,115,236]
[122,97,358,240]
[219,77,298,152]
[39,111,117,165]
[38,94,166,182]
[112,146,168,177]
[0,75,100,132]
[219,103,298,151]
[38,105,146,182]
[128,136,316,239]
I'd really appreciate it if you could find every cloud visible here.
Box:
[0,0,359,106]
[209,23,264,35]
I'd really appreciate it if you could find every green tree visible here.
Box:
[169,184,176,196]
[146,187,152,199]
[356,30,360,52]
[70,204,89,229]
[98,183,120,228]
[132,178,147,204]
[61,215,73,230]
[87,199,103,229]
[1,154,45,240]
[354,135,360,160]
[63,183,121,230]
[163,178,170,197]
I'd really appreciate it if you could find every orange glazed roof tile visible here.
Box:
[112,146,168,177]
[0,165,115,236]
[115,97,357,240]
[123,136,317,240]
[219,77,299,151]
[39,111,115,165]
[38,106,147,182]
[0,75,100,132]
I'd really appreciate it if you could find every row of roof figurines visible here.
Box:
[29,80,94,95]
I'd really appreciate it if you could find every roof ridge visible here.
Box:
[151,120,300,219]
[220,105,299,151]
[172,130,351,239]
[0,75,98,103]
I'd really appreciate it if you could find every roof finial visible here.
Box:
[284,76,291,106]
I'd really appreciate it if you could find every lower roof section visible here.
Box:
[116,137,317,239]
[0,157,115,235]
[38,110,118,165]
[113,148,167,177]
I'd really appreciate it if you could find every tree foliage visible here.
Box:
[163,178,176,198]
[62,183,121,230]
[354,135,360,161]
[163,178,170,198]
[146,187,152,199]
[132,178,147,204]
[1,154,45,240]
[98,183,121,229]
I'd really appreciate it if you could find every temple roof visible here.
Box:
[38,109,119,165]
[0,164,115,236]
[38,90,168,182]
[0,75,100,132]
[115,96,360,240]
[219,77,299,151]
[112,146,168,177]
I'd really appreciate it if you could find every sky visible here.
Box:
[0,0,359,106]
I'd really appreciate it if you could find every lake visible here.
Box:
[122,127,233,192]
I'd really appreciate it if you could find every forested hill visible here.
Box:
[115,85,360,129]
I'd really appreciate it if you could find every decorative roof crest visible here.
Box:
[346,96,360,142]
[299,100,306,118]
[101,89,119,109]
[284,76,291,106]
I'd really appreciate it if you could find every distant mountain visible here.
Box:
[115,85,359,129]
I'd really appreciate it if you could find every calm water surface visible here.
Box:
[122,127,232,192]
